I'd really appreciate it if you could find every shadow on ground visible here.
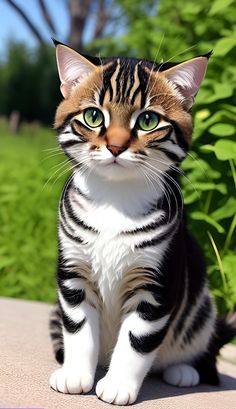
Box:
[90,367,236,405]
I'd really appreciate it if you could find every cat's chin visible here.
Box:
[93,162,142,182]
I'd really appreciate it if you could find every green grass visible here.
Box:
[0,125,69,302]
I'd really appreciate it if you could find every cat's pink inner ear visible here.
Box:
[162,56,209,99]
[56,44,96,98]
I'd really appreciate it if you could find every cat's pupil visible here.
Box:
[91,110,98,123]
[144,114,151,126]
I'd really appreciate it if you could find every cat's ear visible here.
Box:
[54,40,97,98]
[162,53,211,103]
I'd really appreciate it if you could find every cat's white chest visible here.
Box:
[87,206,135,305]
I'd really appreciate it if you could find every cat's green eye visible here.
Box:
[83,108,104,128]
[137,111,160,131]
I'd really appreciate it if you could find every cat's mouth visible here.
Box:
[99,157,125,167]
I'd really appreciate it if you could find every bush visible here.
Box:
[0,125,68,302]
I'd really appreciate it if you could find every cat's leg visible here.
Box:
[96,305,170,405]
[163,364,200,387]
[49,268,99,394]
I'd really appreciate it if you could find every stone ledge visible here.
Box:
[0,297,235,409]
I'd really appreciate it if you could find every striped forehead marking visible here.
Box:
[100,60,148,108]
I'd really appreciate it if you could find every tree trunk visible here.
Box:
[9,111,20,135]
[68,0,92,51]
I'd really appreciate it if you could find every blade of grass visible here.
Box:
[223,214,236,253]
[207,231,227,293]
[229,159,236,188]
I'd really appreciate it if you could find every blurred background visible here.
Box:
[0,0,235,314]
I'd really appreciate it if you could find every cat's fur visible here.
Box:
[49,40,236,405]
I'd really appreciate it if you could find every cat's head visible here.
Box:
[54,40,210,182]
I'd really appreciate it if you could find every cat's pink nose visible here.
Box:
[107,144,127,157]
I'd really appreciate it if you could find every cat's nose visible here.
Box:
[107,144,127,157]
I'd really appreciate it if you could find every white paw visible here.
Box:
[163,363,200,387]
[49,367,94,394]
[96,375,139,405]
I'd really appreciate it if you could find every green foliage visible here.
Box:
[93,0,236,313]
[0,125,69,302]
[0,42,61,125]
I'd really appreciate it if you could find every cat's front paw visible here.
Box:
[49,367,94,394]
[96,375,139,405]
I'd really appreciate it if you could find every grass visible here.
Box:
[0,124,69,302]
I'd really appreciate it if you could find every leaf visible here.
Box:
[184,191,199,204]
[195,109,210,120]
[213,36,236,56]
[211,198,236,221]
[214,140,236,160]
[194,182,227,194]
[200,144,215,153]
[191,212,225,233]
[209,0,235,15]
[203,83,233,103]
[209,123,235,137]
[222,254,236,294]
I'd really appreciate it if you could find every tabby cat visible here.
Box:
[49,40,236,405]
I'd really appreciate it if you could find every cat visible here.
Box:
[49,40,236,405]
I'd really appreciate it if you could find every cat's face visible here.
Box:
[54,43,209,182]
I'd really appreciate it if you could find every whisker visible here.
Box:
[145,32,165,93]
[147,44,198,97]
[141,162,172,220]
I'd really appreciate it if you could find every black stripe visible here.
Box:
[56,349,64,364]
[158,147,181,163]
[61,285,85,307]
[146,127,173,147]
[116,64,125,103]
[61,176,91,205]
[135,224,174,249]
[137,301,170,321]
[166,118,189,152]
[99,61,117,105]
[50,332,62,340]
[138,64,147,108]
[63,187,96,232]
[130,85,141,105]
[55,111,81,134]
[122,216,167,235]
[50,319,61,327]
[121,68,130,103]
[57,257,80,283]
[129,326,167,353]
[60,220,83,244]
[60,140,81,149]
[183,296,211,344]
[57,254,88,288]
[125,67,135,101]
[60,194,86,236]
[60,307,86,334]
[71,121,89,138]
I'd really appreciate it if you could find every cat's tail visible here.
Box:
[194,312,236,385]
[49,303,64,364]
[215,311,236,351]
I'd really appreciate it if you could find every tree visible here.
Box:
[4,0,111,51]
